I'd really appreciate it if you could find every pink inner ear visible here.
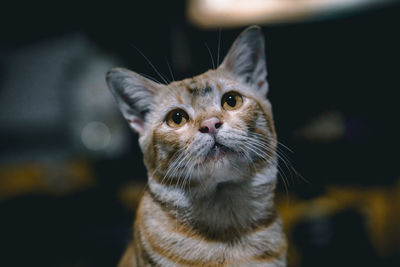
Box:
[133,118,144,127]
[257,80,265,88]
[127,118,144,127]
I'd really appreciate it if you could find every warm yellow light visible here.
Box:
[187,0,395,28]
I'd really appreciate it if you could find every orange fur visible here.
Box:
[108,26,287,267]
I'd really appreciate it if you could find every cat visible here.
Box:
[106,25,287,267]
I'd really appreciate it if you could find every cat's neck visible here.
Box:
[148,163,278,241]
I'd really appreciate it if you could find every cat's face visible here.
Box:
[107,26,276,189]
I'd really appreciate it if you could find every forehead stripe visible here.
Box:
[190,86,213,97]
[202,86,212,95]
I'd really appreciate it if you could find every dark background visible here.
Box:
[1,1,399,266]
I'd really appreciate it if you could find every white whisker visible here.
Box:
[204,42,215,69]
[130,44,169,84]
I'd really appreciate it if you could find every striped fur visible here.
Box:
[107,26,287,266]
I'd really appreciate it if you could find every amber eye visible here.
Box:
[166,109,189,128]
[222,91,243,111]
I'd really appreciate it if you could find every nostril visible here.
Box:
[199,126,209,133]
[199,118,222,134]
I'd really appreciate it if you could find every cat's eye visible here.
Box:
[221,91,243,111]
[166,109,189,128]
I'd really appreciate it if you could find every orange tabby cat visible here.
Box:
[106,26,287,267]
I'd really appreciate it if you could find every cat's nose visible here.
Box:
[199,117,223,134]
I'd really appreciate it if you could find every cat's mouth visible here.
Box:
[205,142,234,161]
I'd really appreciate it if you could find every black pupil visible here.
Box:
[172,112,182,124]
[226,95,236,107]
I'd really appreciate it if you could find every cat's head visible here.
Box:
[106,26,277,189]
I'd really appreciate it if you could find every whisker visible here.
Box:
[241,131,303,185]
[247,132,294,154]
[239,150,257,173]
[170,152,191,187]
[204,42,215,69]
[241,137,292,198]
[277,166,290,204]
[185,158,197,194]
[246,137,295,186]
[217,28,221,66]
[165,56,175,82]
[181,156,195,192]
[161,148,186,186]
[138,72,162,84]
[130,44,169,84]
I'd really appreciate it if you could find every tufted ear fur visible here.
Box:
[220,25,269,96]
[106,68,158,135]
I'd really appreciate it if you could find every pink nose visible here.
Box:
[199,117,223,134]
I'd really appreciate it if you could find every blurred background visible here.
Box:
[1,0,400,266]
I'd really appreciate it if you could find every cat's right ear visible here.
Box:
[220,25,269,96]
[106,68,158,135]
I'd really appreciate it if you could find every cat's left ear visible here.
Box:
[106,68,159,135]
[220,25,269,96]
